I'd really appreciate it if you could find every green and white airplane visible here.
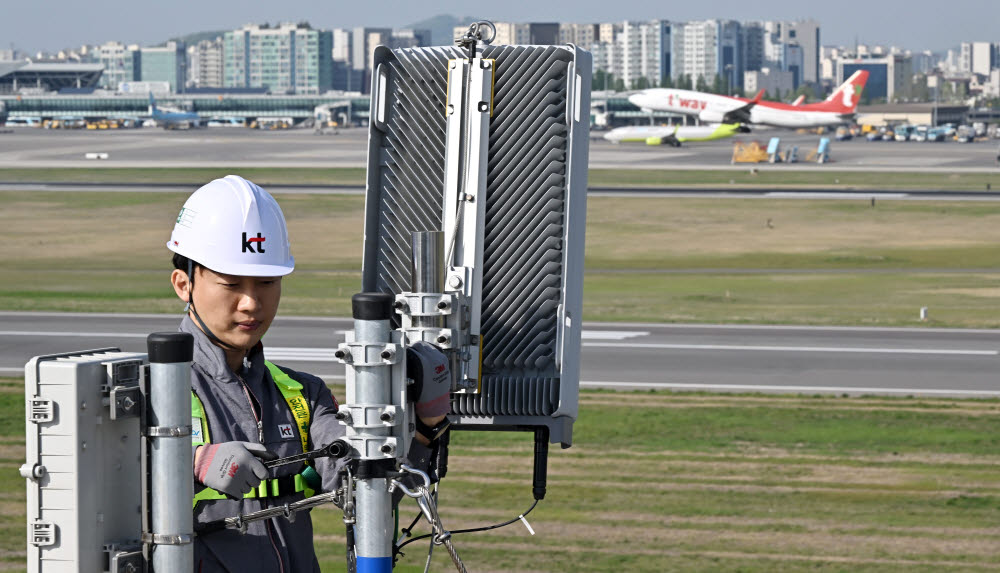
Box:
[603,123,750,146]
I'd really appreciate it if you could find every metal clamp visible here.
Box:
[146,425,191,438]
[395,292,454,317]
[141,533,193,545]
[110,385,142,420]
[401,327,454,349]
[335,342,401,366]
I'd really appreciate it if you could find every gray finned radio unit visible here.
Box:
[360,42,591,447]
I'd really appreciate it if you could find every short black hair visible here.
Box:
[172,253,200,273]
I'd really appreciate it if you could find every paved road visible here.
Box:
[1,127,998,171]
[3,312,999,397]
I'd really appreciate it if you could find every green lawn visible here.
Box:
[4,190,1000,327]
[4,379,998,572]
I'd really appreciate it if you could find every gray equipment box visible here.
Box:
[361,44,591,447]
[22,350,147,573]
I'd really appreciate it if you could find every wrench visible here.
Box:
[263,440,351,469]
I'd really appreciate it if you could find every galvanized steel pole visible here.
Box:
[350,293,395,573]
[146,332,194,573]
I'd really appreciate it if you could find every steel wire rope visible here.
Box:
[395,498,540,552]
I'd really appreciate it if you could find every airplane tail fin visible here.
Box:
[148,93,157,116]
[821,70,868,112]
[791,95,805,106]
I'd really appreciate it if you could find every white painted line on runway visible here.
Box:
[0,367,23,374]
[579,381,1000,396]
[766,192,909,200]
[0,330,149,338]
[583,342,998,356]
[580,330,649,340]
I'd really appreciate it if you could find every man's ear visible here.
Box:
[170,269,191,303]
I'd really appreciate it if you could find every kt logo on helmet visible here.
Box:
[242,232,266,254]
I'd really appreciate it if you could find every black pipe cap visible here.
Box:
[352,292,394,320]
[147,332,194,364]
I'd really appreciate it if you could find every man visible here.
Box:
[166,175,450,571]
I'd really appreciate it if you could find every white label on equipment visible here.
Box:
[278,424,294,439]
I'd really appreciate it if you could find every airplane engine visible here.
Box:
[645,137,663,145]
[698,110,725,123]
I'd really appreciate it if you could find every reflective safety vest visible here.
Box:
[192,361,319,506]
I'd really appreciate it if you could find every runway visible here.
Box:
[1,127,998,171]
[4,312,999,398]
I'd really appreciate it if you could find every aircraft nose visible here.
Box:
[628,93,650,110]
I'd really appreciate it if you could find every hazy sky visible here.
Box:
[5,0,998,55]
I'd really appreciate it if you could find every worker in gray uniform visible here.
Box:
[165,175,452,571]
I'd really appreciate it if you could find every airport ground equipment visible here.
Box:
[806,138,831,163]
[767,137,782,163]
[731,140,769,163]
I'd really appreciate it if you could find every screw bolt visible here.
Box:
[380,444,393,454]
[380,350,393,360]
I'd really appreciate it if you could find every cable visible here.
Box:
[395,498,539,552]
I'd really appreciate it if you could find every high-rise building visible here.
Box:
[225,23,333,94]
[351,27,391,72]
[963,42,998,76]
[672,20,742,89]
[187,38,224,89]
[141,41,185,93]
[621,20,670,88]
[560,23,599,47]
[837,53,912,101]
[96,42,140,89]
[332,28,353,64]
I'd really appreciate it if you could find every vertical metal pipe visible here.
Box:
[411,231,445,329]
[146,333,194,573]
[350,293,394,573]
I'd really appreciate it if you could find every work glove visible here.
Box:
[194,441,276,498]
[406,341,452,419]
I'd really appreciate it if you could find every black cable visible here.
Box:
[395,499,540,551]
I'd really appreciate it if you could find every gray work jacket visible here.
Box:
[182,317,432,572]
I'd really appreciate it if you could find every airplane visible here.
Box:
[603,123,750,146]
[628,71,869,129]
[147,94,202,129]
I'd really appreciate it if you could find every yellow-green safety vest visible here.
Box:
[192,361,318,506]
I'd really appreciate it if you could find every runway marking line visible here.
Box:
[579,381,1000,397]
[583,342,998,356]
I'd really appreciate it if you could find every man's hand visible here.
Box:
[194,441,276,498]
[407,341,452,443]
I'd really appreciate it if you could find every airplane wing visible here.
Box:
[791,95,805,106]
[721,89,764,124]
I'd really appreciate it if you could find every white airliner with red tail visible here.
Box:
[628,71,869,129]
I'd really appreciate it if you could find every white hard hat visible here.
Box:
[167,175,295,276]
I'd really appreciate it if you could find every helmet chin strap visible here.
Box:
[186,259,242,353]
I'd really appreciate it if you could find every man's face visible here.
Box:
[171,266,281,352]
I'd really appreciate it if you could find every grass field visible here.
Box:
[1,167,999,191]
[4,190,1000,326]
[2,378,999,572]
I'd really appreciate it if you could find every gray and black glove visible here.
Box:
[194,441,276,498]
[407,341,452,419]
